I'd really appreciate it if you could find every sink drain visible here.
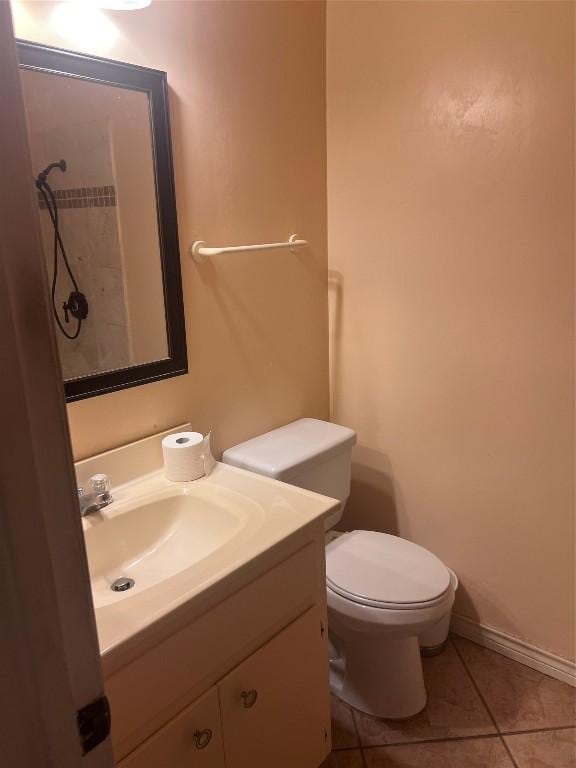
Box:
[111,577,135,593]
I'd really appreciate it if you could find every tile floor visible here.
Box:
[324,635,575,767]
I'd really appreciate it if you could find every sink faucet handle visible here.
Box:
[89,473,112,495]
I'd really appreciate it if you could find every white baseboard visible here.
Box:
[450,614,576,688]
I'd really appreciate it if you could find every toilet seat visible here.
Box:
[326,531,451,610]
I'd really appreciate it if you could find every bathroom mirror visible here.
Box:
[17,41,187,401]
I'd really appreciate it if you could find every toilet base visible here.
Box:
[420,637,450,657]
[329,632,427,719]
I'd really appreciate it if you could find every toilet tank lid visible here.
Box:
[221,418,357,479]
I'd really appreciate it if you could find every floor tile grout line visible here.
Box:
[332,745,367,752]
[500,724,576,737]
[359,733,517,750]
[451,637,520,768]
[498,735,520,768]
[330,722,576,751]
[349,702,368,767]
[451,637,501,732]
[350,701,362,746]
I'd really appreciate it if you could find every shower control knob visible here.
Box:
[64,291,89,321]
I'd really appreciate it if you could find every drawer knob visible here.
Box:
[193,729,212,749]
[240,689,258,709]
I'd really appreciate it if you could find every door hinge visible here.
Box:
[320,622,325,637]
[77,695,111,755]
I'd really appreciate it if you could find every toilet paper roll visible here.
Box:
[162,432,206,482]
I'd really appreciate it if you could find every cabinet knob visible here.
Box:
[193,729,212,749]
[240,689,258,709]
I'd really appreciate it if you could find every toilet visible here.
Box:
[222,418,457,719]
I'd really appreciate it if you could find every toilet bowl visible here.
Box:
[222,419,457,720]
[325,530,455,718]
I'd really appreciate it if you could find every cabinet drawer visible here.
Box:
[219,606,330,768]
[108,542,319,759]
[118,687,224,768]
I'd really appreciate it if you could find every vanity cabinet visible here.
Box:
[117,607,329,768]
[76,428,338,767]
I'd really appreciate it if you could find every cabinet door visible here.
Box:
[219,606,330,768]
[118,687,225,768]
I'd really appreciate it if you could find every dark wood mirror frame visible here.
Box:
[17,40,187,402]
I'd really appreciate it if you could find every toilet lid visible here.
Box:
[326,531,450,608]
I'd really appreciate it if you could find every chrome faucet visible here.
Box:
[78,473,113,517]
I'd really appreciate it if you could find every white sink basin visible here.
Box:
[84,484,264,608]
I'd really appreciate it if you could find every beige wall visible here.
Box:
[15,0,329,460]
[328,1,575,660]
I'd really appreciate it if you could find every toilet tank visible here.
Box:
[222,419,357,529]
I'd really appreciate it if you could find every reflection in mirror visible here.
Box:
[21,69,168,380]
[17,41,187,402]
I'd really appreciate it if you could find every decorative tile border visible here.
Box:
[38,184,116,210]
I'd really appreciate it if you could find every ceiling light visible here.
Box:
[98,0,151,9]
